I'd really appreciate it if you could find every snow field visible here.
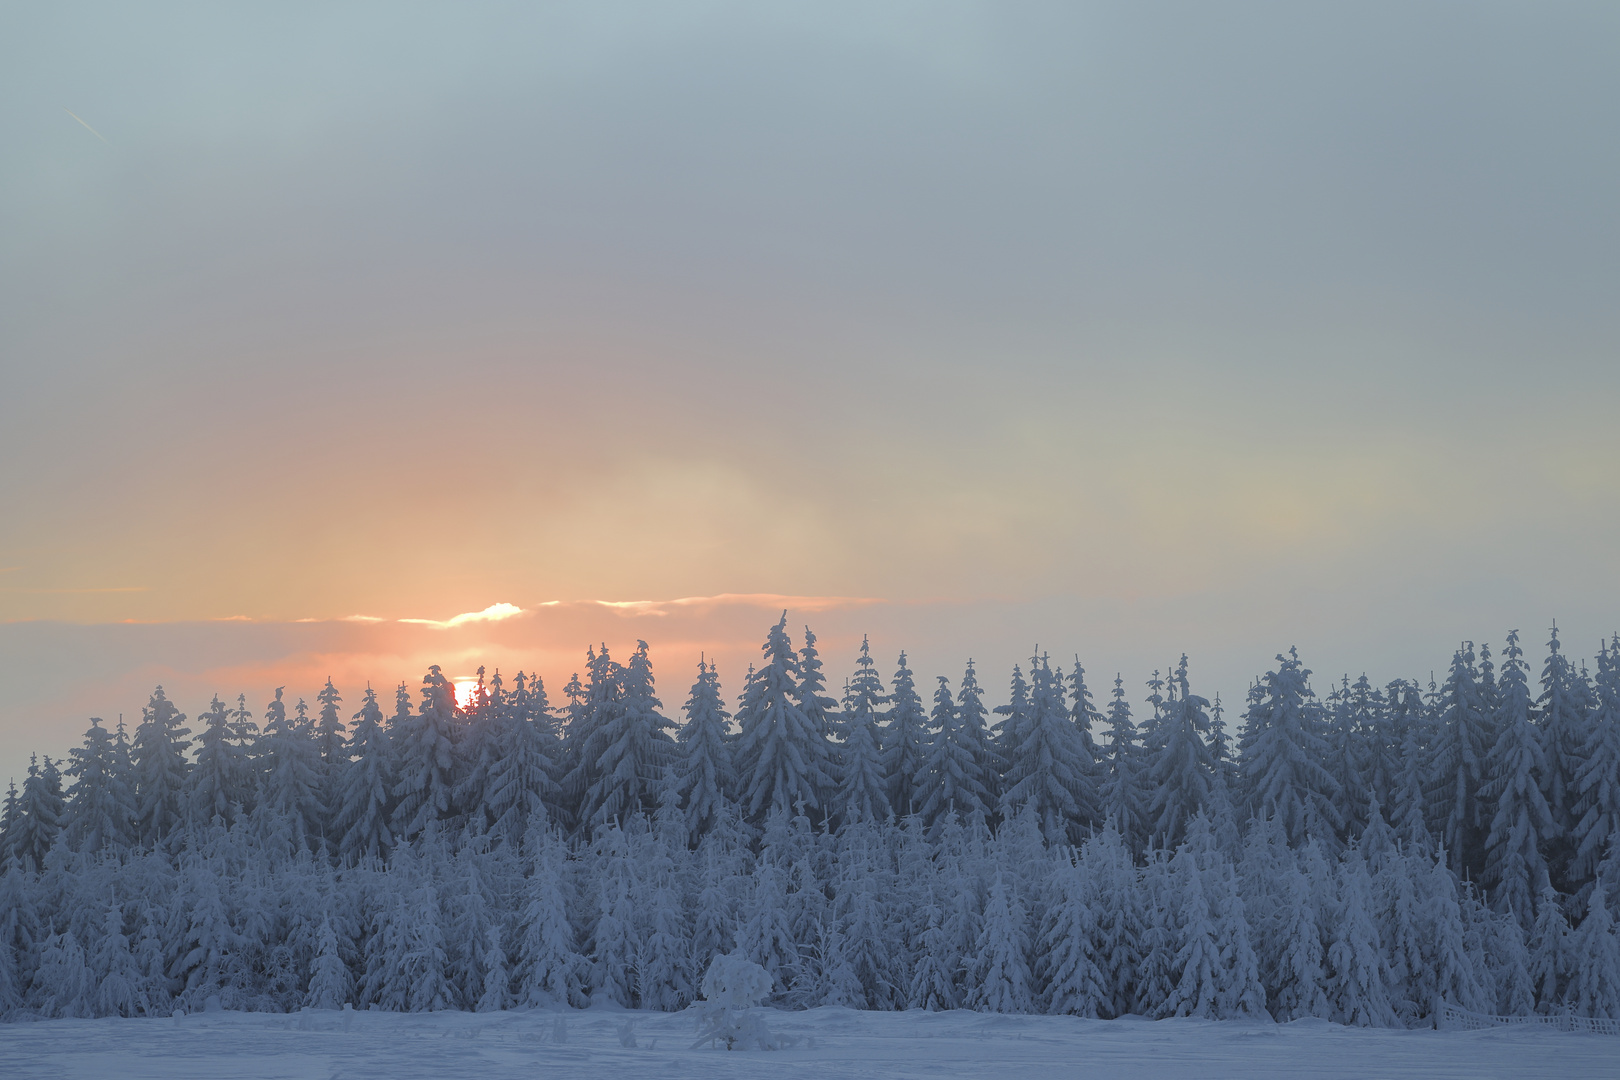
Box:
[3,1006,1615,1080]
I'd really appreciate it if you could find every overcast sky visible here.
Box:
[3,2,1618,780]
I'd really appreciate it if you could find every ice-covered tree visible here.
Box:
[579,641,676,830]
[306,914,353,1010]
[1389,680,1433,851]
[258,686,326,850]
[314,677,347,767]
[966,872,1033,1013]
[391,666,459,843]
[188,694,250,829]
[1574,635,1620,883]
[1066,660,1105,813]
[1564,880,1620,1018]
[515,826,586,1007]
[916,672,996,827]
[1537,626,1588,843]
[1238,649,1342,847]
[1326,854,1397,1027]
[485,671,561,842]
[671,659,736,843]
[560,646,623,830]
[1481,630,1553,926]
[334,684,396,862]
[882,652,929,817]
[63,718,135,854]
[1427,645,1491,874]
[1000,654,1096,843]
[733,615,833,821]
[129,685,190,846]
[1038,851,1107,1017]
[10,755,64,870]
[1099,675,1147,851]
[1146,657,1217,849]
[795,627,841,763]
[836,637,892,824]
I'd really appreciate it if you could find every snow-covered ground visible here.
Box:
[3,1006,1614,1080]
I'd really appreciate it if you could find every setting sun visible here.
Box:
[452,678,481,710]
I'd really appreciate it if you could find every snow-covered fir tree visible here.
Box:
[881,652,930,817]
[733,616,833,822]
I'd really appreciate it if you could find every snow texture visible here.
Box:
[1,1005,1614,1079]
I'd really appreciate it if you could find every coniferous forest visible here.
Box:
[4,615,1620,1025]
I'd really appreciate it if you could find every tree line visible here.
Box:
[1,614,1618,1023]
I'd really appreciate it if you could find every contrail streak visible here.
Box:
[63,107,107,143]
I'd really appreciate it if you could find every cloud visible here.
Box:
[398,602,525,630]
[580,593,885,617]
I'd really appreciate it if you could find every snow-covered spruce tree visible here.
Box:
[882,652,930,818]
[835,822,899,1009]
[90,902,145,1018]
[334,684,396,863]
[1238,648,1342,848]
[958,660,1003,807]
[734,615,834,822]
[187,694,250,830]
[9,755,64,871]
[391,666,459,843]
[588,824,640,1006]
[1482,630,1554,927]
[999,654,1096,844]
[1146,657,1217,849]
[306,913,353,1010]
[561,646,624,832]
[991,663,1031,810]
[1537,625,1589,880]
[361,845,454,1012]
[453,667,498,831]
[1565,878,1620,1018]
[1350,676,1397,816]
[1389,680,1434,851]
[967,870,1034,1014]
[484,671,562,843]
[1415,850,1490,1022]
[915,673,995,828]
[515,822,586,1007]
[1574,636,1620,883]
[130,685,191,848]
[740,851,799,1001]
[836,636,892,825]
[1038,849,1108,1017]
[1269,845,1333,1021]
[1426,645,1491,875]
[314,677,347,768]
[633,796,694,1011]
[257,686,326,851]
[795,627,842,821]
[1326,853,1397,1027]
[578,641,676,831]
[1066,660,1106,815]
[1080,822,1141,1018]
[1528,885,1570,1013]
[1324,677,1370,835]
[670,659,736,843]
[1160,839,1223,1019]
[1099,675,1148,854]
[63,718,136,854]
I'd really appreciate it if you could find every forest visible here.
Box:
[3,615,1619,1025]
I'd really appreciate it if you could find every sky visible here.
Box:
[3,2,1618,783]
